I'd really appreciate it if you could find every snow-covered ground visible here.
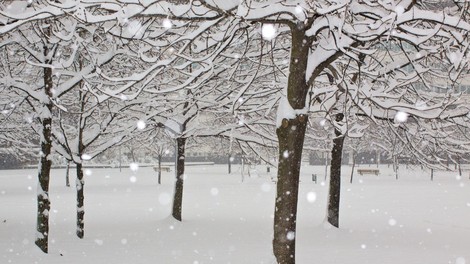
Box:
[1,164,469,264]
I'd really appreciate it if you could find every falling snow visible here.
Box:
[286,231,295,241]
[306,192,317,203]
[129,163,139,172]
[162,18,173,29]
[81,154,92,160]
[394,111,408,123]
[137,120,146,130]
[261,24,276,41]
[1,2,470,263]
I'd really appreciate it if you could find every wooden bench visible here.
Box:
[357,168,379,175]
[153,166,171,172]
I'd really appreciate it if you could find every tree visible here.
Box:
[4,1,470,262]
[0,6,121,251]
[78,2,470,263]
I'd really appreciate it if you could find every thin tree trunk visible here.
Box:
[393,156,399,180]
[76,82,86,239]
[273,25,312,264]
[458,156,462,176]
[324,152,328,181]
[228,154,232,174]
[172,137,186,221]
[65,162,71,187]
[76,162,85,238]
[327,114,345,228]
[158,154,162,184]
[350,151,356,184]
[35,40,53,253]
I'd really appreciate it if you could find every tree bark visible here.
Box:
[35,42,53,254]
[273,26,311,264]
[158,154,162,184]
[350,151,356,184]
[327,114,345,228]
[172,137,186,221]
[76,162,85,238]
[65,162,70,187]
[228,154,232,174]
[273,115,308,264]
[76,83,86,239]
[35,118,52,253]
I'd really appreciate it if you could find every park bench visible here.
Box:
[357,168,379,175]
[153,166,171,172]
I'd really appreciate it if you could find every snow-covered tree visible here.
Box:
[0,6,120,251]
[3,1,470,263]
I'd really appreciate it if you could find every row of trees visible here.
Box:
[2,1,470,263]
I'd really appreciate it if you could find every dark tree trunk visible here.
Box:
[35,120,52,253]
[273,115,308,264]
[75,83,87,239]
[158,154,162,184]
[65,162,71,187]
[35,44,53,253]
[228,154,232,174]
[273,26,312,264]
[76,162,85,238]
[350,151,356,184]
[172,137,186,221]
[327,114,345,228]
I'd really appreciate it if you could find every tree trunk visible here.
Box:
[172,137,186,221]
[393,156,399,180]
[273,115,308,264]
[376,150,380,168]
[76,162,85,238]
[350,151,356,184]
[324,152,329,181]
[65,162,71,187]
[228,154,232,174]
[158,154,162,184]
[327,114,345,228]
[273,26,311,264]
[35,120,52,253]
[35,43,53,253]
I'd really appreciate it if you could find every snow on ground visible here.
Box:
[1,164,470,264]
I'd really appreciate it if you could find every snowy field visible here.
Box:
[1,164,470,264]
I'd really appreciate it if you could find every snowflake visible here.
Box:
[261,24,276,41]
